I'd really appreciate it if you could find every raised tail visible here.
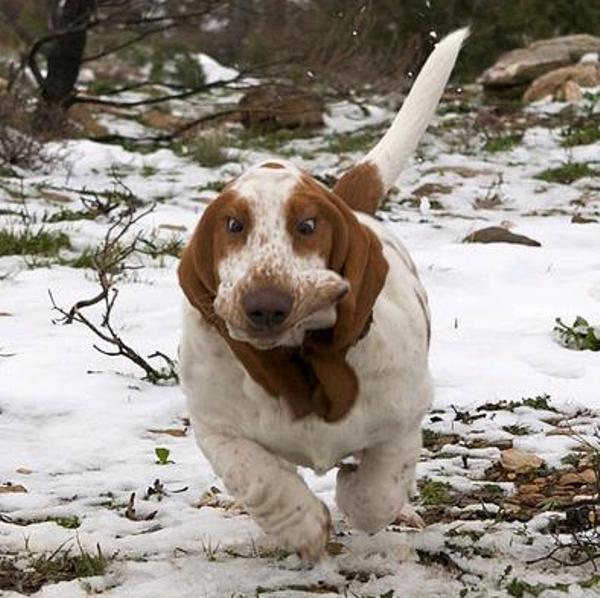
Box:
[333,27,469,214]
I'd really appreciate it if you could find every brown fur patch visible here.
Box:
[332,161,385,215]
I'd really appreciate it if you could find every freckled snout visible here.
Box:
[243,287,293,331]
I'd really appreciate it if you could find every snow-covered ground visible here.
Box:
[1,85,599,597]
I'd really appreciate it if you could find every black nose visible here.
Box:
[242,287,293,330]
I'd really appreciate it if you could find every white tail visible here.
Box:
[334,28,469,213]
[368,27,469,190]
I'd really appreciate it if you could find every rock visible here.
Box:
[523,63,600,103]
[238,84,325,131]
[572,214,599,224]
[463,226,541,247]
[559,469,596,486]
[479,34,600,92]
[411,182,454,198]
[500,448,544,474]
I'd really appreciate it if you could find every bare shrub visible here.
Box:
[49,188,178,385]
[0,88,64,168]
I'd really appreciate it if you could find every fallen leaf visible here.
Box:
[0,483,27,493]
[159,223,188,232]
[39,190,72,204]
[16,468,33,475]
[500,448,544,474]
[148,428,187,437]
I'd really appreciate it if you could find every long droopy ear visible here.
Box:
[178,200,221,325]
[333,27,469,215]
[303,185,389,421]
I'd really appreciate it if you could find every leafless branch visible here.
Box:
[48,188,178,385]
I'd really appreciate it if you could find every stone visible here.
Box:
[559,469,596,486]
[463,226,541,247]
[500,448,544,474]
[523,63,600,103]
[239,84,325,131]
[479,34,600,91]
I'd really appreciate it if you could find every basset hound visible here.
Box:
[178,29,468,561]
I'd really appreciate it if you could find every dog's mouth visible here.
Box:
[224,281,349,350]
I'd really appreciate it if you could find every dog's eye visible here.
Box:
[227,217,244,234]
[297,218,316,236]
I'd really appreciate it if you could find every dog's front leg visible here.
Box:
[200,433,330,561]
[335,428,421,534]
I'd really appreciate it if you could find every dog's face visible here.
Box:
[201,161,351,349]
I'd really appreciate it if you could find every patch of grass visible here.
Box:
[44,208,97,223]
[483,134,523,153]
[506,578,569,597]
[476,394,556,413]
[561,117,600,147]
[234,127,318,153]
[554,316,600,351]
[0,228,71,257]
[138,235,184,259]
[49,516,81,529]
[560,453,581,468]
[174,134,230,167]
[535,162,598,185]
[200,180,226,193]
[324,127,379,154]
[140,164,158,178]
[0,543,107,595]
[502,424,532,436]
[0,164,19,178]
[419,480,452,506]
[62,249,96,270]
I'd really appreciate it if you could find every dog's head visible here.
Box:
[179,160,386,352]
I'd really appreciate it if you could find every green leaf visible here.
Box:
[155,447,171,465]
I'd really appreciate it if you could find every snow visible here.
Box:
[1,87,600,597]
[195,53,239,85]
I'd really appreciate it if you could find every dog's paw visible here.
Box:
[277,500,331,563]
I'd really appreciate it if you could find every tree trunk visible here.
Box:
[40,0,94,108]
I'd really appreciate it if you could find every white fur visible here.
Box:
[365,27,469,190]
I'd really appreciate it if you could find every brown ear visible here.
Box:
[325,190,389,349]
[303,186,389,422]
[332,161,385,215]
[178,201,219,319]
